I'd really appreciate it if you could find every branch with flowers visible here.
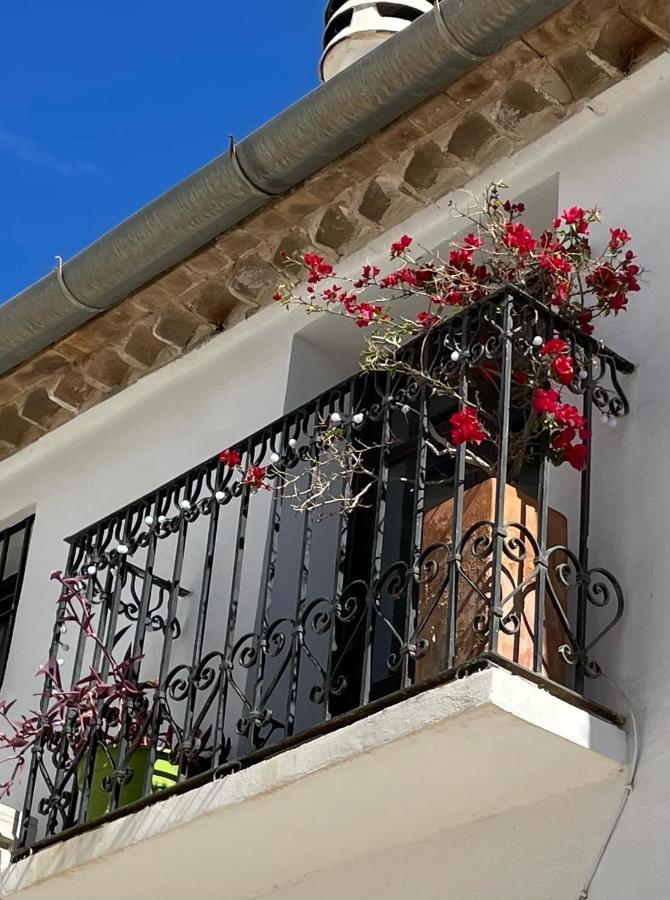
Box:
[268,183,639,488]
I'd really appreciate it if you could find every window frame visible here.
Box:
[0,515,34,688]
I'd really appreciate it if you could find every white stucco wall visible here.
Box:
[0,53,668,897]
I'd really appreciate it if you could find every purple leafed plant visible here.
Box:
[0,571,159,799]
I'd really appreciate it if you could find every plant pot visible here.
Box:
[416,478,568,684]
[77,745,179,822]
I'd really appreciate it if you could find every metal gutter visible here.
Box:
[0,0,570,377]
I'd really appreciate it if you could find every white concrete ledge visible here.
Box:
[1,668,627,900]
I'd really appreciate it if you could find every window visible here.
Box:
[0,516,34,687]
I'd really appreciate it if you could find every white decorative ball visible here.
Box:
[450,350,460,362]
[215,491,225,502]
[144,515,154,526]
[86,565,97,576]
[158,515,166,524]
[352,412,365,425]
[288,438,298,449]
[578,370,588,380]
[180,500,191,510]
[532,336,544,347]
[608,418,618,428]
[330,412,342,424]
[117,544,128,555]
[401,404,410,415]
[270,452,280,463]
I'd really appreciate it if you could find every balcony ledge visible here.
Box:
[1,668,627,900]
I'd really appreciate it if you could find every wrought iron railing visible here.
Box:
[16,287,633,854]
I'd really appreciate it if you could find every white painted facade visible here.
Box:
[1,54,669,898]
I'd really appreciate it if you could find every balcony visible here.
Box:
[3,289,634,898]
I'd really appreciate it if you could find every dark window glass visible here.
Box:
[0,516,34,687]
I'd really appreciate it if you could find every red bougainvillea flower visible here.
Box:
[586,260,640,310]
[436,289,464,306]
[512,370,528,385]
[463,233,484,249]
[609,228,631,251]
[416,310,440,330]
[242,465,268,491]
[502,222,537,254]
[551,281,569,307]
[503,199,526,214]
[532,387,560,415]
[576,308,594,335]
[302,252,334,284]
[564,442,588,471]
[354,302,382,328]
[554,403,586,431]
[450,406,486,445]
[538,252,572,277]
[551,429,574,452]
[448,247,475,270]
[552,355,574,385]
[390,234,412,257]
[219,449,241,467]
[561,206,590,234]
[354,264,381,288]
[538,337,568,358]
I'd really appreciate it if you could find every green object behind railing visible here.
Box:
[77,746,179,822]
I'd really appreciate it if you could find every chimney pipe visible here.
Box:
[320,1,435,81]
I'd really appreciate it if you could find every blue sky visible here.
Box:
[0,2,323,300]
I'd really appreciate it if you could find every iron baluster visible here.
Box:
[179,485,221,779]
[446,315,469,669]
[359,374,392,706]
[213,439,253,767]
[140,505,189,798]
[324,381,355,719]
[488,295,514,654]
[575,346,595,694]
[403,383,428,689]
[16,543,78,850]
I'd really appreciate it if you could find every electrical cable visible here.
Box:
[577,674,640,899]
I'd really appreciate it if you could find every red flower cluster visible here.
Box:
[243,465,268,490]
[538,337,574,385]
[463,233,484,249]
[379,265,434,290]
[538,250,572,277]
[503,200,525,215]
[450,406,486,445]
[219,448,241,467]
[502,222,537,255]
[555,206,590,234]
[354,302,383,328]
[586,258,640,312]
[532,388,590,470]
[532,387,559,414]
[416,310,440,330]
[390,234,412,257]
[609,227,631,251]
[302,252,334,284]
[449,247,476,270]
[439,289,465,306]
[274,185,640,476]
[354,264,381,288]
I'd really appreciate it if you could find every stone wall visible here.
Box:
[0,0,666,461]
